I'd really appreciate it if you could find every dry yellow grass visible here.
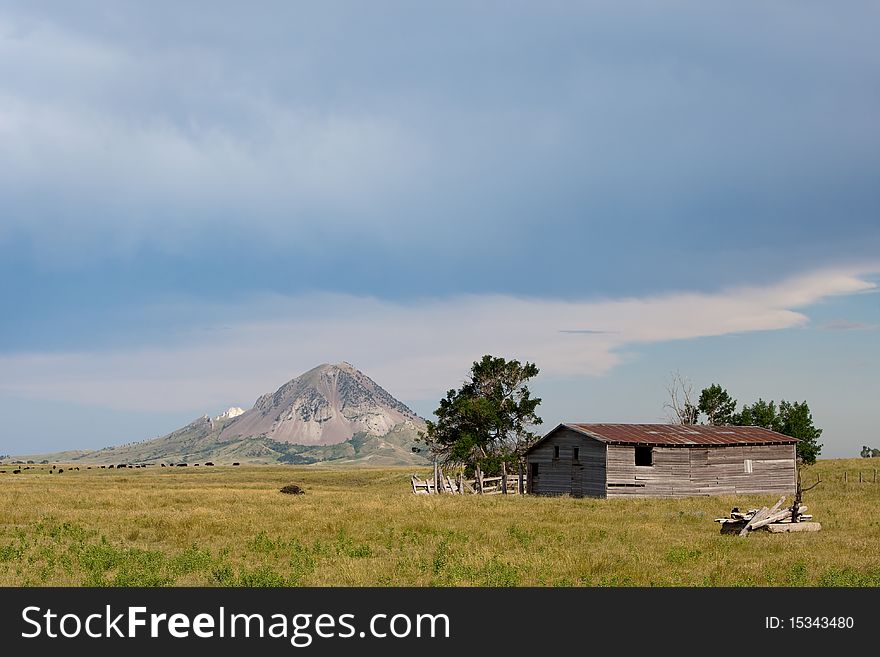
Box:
[1,459,879,586]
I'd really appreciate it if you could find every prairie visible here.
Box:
[1,459,878,586]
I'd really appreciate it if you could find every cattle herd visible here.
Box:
[0,461,243,474]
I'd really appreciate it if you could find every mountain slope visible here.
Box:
[13,363,428,466]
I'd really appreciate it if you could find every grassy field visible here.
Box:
[1,459,879,586]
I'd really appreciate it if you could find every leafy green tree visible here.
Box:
[860,446,872,458]
[422,355,542,472]
[697,384,737,425]
[733,398,822,465]
[734,398,778,429]
[776,400,822,465]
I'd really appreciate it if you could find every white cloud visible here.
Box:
[0,266,875,412]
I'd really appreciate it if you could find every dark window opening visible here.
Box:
[635,445,653,466]
[553,445,559,459]
[573,447,579,461]
[607,483,646,488]
[530,462,539,478]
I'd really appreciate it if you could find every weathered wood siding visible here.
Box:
[605,444,796,497]
[526,428,606,497]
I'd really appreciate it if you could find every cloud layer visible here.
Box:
[1,267,875,413]
[2,3,879,271]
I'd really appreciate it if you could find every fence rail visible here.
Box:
[411,468,525,495]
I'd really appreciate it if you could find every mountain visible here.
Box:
[219,362,421,446]
[14,363,429,466]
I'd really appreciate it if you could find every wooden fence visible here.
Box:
[412,464,526,495]
[840,469,878,483]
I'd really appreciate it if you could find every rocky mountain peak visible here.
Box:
[221,362,423,446]
[215,407,245,421]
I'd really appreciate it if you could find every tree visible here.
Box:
[422,355,542,472]
[860,446,872,458]
[732,398,822,465]
[664,372,698,425]
[697,384,737,425]
[734,398,778,430]
[776,400,823,465]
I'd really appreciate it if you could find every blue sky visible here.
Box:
[1,2,878,458]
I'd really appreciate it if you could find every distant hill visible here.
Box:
[13,363,429,466]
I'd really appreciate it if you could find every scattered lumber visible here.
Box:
[715,495,820,535]
[766,522,821,533]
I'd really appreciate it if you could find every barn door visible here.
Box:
[570,462,583,498]
[689,448,709,493]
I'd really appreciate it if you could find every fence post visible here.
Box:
[433,459,439,494]
[860,471,863,483]
[475,464,483,494]
[457,471,464,494]
[844,471,847,483]
[518,461,524,495]
[501,461,508,495]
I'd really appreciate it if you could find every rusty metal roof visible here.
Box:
[568,423,798,445]
[544,423,798,447]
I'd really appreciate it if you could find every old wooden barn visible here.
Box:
[525,423,797,498]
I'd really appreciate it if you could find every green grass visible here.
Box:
[0,459,878,586]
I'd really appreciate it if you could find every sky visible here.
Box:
[1,1,878,458]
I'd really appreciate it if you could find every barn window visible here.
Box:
[573,447,579,461]
[634,445,653,466]
[530,462,539,478]
[554,445,559,459]
[744,459,753,474]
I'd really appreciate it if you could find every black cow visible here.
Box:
[232,462,240,466]
[205,462,214,466]
[13,470,21,474]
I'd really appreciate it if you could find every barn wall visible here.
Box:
[526,428,606,497]
[605,443,796,497]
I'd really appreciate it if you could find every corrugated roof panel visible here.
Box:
[566,423,798,446]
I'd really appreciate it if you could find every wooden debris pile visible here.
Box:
[715,495,820,535]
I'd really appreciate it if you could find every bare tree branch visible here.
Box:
[664,371,698,425]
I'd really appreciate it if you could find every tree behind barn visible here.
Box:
[664,372,698,424]
[731,397,823,465]
[422,355,542,473]
[697,384,737,425]
[775,400,823,465]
